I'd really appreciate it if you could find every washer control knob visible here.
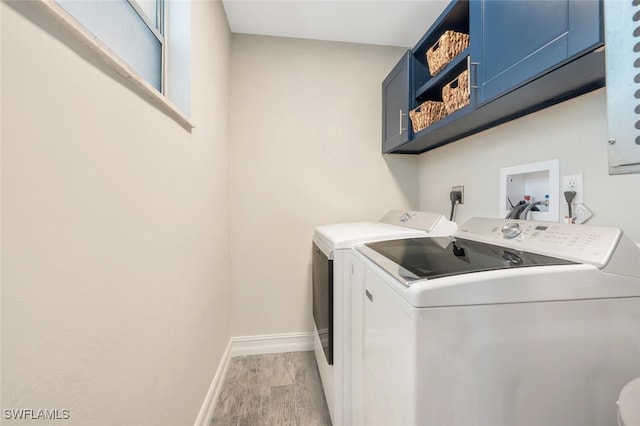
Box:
[502,222,522,239]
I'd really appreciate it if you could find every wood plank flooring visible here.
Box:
[210,351,332,426]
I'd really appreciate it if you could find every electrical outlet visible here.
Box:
[451,186,464,204]
[562,174,584,204]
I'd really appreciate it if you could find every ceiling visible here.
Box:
[221,0,449,48]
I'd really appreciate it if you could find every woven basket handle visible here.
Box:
[449,77,460,89]
[430,40,440,52]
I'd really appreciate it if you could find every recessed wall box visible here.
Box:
[499,159,560,222]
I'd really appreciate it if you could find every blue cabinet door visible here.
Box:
[471,0,602,105]
[382,51,412,153]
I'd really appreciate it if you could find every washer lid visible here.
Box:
[359,236,575,285]
[619,377,640,426]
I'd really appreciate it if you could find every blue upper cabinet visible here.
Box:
[471,0,603,105]
[382,51,412,153]
[384,0,604,154]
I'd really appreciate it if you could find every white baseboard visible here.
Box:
[193,331,315,426]
[193,339,232,426]
[230,331,315,357]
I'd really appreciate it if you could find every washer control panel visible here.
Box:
[454,217,623,268]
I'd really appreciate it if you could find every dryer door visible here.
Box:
[312,242,333,365]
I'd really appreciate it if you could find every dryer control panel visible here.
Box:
[379,210,446,232]
[454,217,623,269]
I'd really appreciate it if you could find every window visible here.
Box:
[57,0,164,91]
[55,0,191,117]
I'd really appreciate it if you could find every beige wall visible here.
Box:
[6,1,634,422]
[229,35,419,336]
[0,0,3,411]
[418,88,640,243]
[1,1,231,425]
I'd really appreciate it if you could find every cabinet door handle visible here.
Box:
[469,57,479,90]
[399,109,407,134]
[365,289,373,302]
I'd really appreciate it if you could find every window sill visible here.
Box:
[27,0,195,131]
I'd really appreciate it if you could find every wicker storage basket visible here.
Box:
[409,100,448,133]
[442,69,470,114]
[427,30,470,76]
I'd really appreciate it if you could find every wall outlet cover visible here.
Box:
[562,173,584,205]
[451,186,464,204]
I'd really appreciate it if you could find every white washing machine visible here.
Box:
[352,217,640,426]
[311,210,457,426]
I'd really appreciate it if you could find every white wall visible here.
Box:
[418,88,640,243]
[229,35,419,336]
[1,1,231,425]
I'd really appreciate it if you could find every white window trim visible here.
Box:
[28,0,194,131]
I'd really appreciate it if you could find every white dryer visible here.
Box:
[353,217,640,426]
[311,210,457,426]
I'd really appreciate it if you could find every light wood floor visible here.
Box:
[210,351,332,426]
